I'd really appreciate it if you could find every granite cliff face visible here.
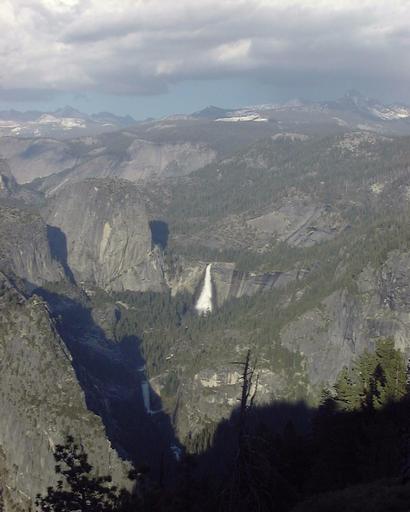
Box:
[0,273,129,511]
[0,205,65,288]
[118,140,217,180]
[37,140,216,196]
[247,199,344,248]
[0,157,44,205]
[14,137,217,194]
[0,138,77,184]
[210,263,307,306]
[0,159,18,198]
[281,251,410,386]
[43,178,166,292]
[169,259,307,307]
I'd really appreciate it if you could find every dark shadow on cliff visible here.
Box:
[46,225,76,284]
[33,287,180,481]
[149,220,169,249]
[192,400,313,477]
[166,393,410,512]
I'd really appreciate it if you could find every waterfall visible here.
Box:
[141,381,151,413]
[195,263,213,314]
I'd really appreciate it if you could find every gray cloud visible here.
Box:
[0,0,410,101]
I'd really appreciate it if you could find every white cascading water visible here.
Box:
[141,380,151,414]
[141,378,163,415]
[195,263,213,315]
[138,366,162,415]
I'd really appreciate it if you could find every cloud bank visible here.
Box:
[1,0,409,101]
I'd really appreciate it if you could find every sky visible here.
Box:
[0,0,410,119]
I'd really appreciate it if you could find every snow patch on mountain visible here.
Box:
[38,114,86,129]
[0,107,136,138]
[215,112,268,122]
[370,106,410,120]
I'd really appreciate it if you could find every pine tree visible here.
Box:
[333,339,407,412]
[36,435,123,512]
[334,367,360,411]
[373,338,407,407]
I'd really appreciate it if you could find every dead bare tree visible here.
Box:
[236,350,259,461]
[222,349,273,512]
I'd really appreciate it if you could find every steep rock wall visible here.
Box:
[43,178,166,292]
[280,250,410,386]
[169,260,307,308]
[0,274,129,511]
[0,205,65,287]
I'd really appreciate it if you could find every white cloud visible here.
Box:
[41,0,81,12]
[0,0,409,100]
[214,39,252,63]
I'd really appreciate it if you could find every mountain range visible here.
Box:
[3,90,410,510]
[0,106,136,139]
[1,90,410,142]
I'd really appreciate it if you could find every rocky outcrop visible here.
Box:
[0,158,44,204]
[0,273,129,511]
[119,140,217,180]
[167,258,207,296]
[175,366,287,440]
[0,205,65,288]
[210,262,307,306]
[280,251,410,387]
[43,178,166,292]
[247,198,345,247]
[90,301,122,341]
[280,289,366,386]
[0,137,77,184]
[0,159,18,198]
[37,140,217,195]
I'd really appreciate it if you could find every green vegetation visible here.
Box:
[333,339,407,411]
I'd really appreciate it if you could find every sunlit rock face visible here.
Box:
[0,205,65,287]
[43,178,166,292]
[0,159,18,197]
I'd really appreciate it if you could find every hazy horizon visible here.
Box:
[0,87,409,122]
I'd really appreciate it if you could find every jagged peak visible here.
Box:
[53,105,84,118]
[192,105,231,119]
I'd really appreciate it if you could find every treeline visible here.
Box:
[37,339,410,511]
